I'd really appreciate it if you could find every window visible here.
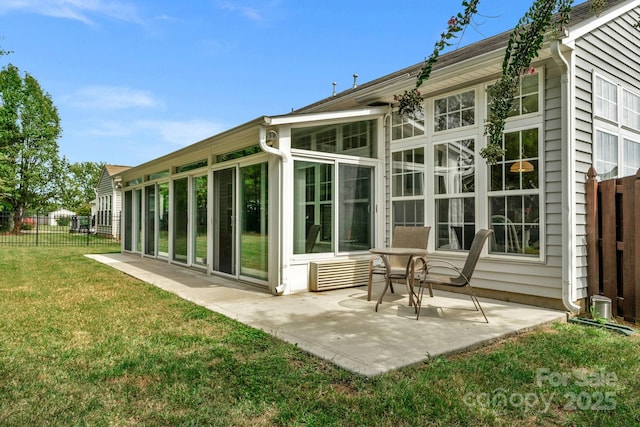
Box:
[623,89,640,131]
[592,74,640,178]
[148,170,170,180]
[391,110,425,140]
[392,148,424,198]
[595,130,619,180]
[509,73,539,117]
[434,90,475,132]
[291,119,377,158]
[293,160,373,255]
[488,128,540,256]
[338,164,373,252]
[176,160,207,174]
[342,121,370,150]
[433,139,476,250]
[623,137,640,177]
[487,72,540,119]
[421,79,544,258]
[391,148,425,227]
[216,145,262,163]
[595,75,618,122]
[294,161,334,254]
[97,195,112,227]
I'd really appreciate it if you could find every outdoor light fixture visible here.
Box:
[510,160,535,173]
[265,130,278,147]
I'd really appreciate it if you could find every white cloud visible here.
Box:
[85,118,225,147]
[136,119,225,147]
[216,1,264,22]
[0,0,142,25]
[68,85,163,110]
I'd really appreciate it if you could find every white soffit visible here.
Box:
[265,107,388,126]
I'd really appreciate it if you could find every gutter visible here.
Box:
[551,39,581,314]
[259,122,288,296]
[259,122,290,163]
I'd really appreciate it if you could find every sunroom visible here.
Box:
[119,108,388,295]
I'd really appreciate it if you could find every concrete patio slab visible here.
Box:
[87,253,568,377]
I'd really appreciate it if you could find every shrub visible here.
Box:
[21,217,36,230]
[56,216,71,227]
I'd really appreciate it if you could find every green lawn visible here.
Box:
[1,246,638,426]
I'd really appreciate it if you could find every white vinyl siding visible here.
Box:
[573,5,640,299]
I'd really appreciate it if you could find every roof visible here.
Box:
[104,165,131,177]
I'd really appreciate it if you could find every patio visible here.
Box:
[87,253,567,377]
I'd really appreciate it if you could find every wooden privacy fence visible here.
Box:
[586,167,640,322]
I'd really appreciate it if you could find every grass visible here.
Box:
[1,246,639,426]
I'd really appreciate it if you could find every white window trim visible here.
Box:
[390,146,427,229]
[592,71,640,178]
[390,109,426,142]
[431,87,479,136]
[622,88,640,132]
[484,67,545,125]
[484,123,544,260]
[290,154,380,260]
[593,73,618,124]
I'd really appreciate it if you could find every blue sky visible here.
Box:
[0,0,546,166]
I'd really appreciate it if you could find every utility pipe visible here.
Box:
[551,39,581,314]
[259,124,288,295]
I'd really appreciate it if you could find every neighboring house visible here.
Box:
[47,208,76,226]
[116,0,640,313]
[95,165,130,238]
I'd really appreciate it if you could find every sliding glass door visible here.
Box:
[212,162,269,282]
[240,163,268,280]
[173,177,189,263]
[158,182,169,258]
[193,175,208,266]
[123,190,133,251]
[213,168,235,275]
[144,185,155,255]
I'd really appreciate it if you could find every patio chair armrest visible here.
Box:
[413,256,428,273]
[423,260,470,284]
[424,259,463,275]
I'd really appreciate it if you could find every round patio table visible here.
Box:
[369,247,428,312]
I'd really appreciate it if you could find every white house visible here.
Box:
[47,208,76,226]
[116,0,640,313]
[95,165,130,238]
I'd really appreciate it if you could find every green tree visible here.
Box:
[0,63,63,233]
[57,159,105,210]
[0,45,11,212]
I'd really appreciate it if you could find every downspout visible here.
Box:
[259,124,291,163]
[259,123,289,296]
[551,39,581,314]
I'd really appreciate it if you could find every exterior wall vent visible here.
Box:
[309,259,370,291]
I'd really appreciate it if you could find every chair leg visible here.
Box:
[367,271,373,301]
[415,284,422,320]
[415,280,435,320]
[465,284,488,323]
[415,281,425,320]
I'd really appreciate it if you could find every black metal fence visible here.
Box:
[0,212,121,247]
